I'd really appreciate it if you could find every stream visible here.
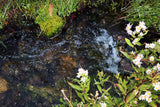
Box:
[0,7,130,106]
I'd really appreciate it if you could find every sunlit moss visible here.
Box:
[35,4,65,37]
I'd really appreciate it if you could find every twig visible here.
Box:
[61,89,73,107]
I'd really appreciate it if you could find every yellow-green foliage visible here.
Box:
[35,4,65,37]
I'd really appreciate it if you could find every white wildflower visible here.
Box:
[149,56,154,61]
[137,61,142,68]
[156,63,160,70]
[132,38,139,45]
[146,97,152,103]
[132,31,136,35]
[153,65,157,70]
[139,32,143,36]
[104,96,108,99]
[135,26,141,33]
[146,69,152,75]
[80,76,86,83]
[77,68,88,78]
[139,21,147,30]
[149,43,156,49]
[139,95,145,100]
[139,21,145,27]
[101,102,107,107]
[127,29,133,35]
[153,81,160,91]
[145,91,151,97]
[145,43,150,48]
[131,51,135,55]
[126,23,132,31]
[137,54,144,59]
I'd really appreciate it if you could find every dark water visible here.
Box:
[0,7,127,106]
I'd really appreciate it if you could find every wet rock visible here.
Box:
[0,78,8,93]
[56,55,77,77]
[27,85,62,103]
[1,61,20,75]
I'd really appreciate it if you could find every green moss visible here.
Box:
[35,4,65,37]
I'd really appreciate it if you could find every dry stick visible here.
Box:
[61,89,73,107]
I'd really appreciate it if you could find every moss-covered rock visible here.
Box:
[35,4,65,37]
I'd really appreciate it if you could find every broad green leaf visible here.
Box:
[125,38,134,48]
[102,76,110,82]
[122,79,127,92]
[68,82,83,91]
[151,95,158,99]
[126,92,136,103]
[84,94,89,102]
[115,84,126,95]
[138,84,151,91]
[75,90,85,103]
[136,42,142,46]
[121,51,131,60]
[97,84,102,93]
[131,64,138,73]
[85,78,90,92]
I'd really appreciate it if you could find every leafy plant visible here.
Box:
[60,22,160,107]
[53,0,80,17]
[125,0,160,31]
[0,0,12,29]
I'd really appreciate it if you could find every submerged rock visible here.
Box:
[0,78,8,93]
[27,85,63,103]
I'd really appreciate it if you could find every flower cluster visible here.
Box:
[126,21,147,36]
[145,43,156,49]
[152,81,160,91]
[139,91,152,103]
[146,63,160,75]
[133,54,144,67]
[77,68,88,82]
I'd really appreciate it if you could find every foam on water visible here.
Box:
[95,28,121,74]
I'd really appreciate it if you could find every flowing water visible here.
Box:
[0,8,124,106]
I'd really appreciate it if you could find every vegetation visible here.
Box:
[59,22,160,107]
[35,4,64,37]
[0,0,159,106]
[124,0,160,31]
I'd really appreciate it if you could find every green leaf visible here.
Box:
[136,42,142,46]
[126,92,136,103]
[121,51,131,60]
[97,84,102,93]
[102,76,110,82]
[151,95,158,99]
[0,41,6,48]
[75,90,85,103]
[149,101,157,107]
[115,83,126,95]
[68,82,83,91]
[131,64,138,73]
[125,38,134,48]
[84,94,89,102]
[138,84,151,91]
[85,77,90,92]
